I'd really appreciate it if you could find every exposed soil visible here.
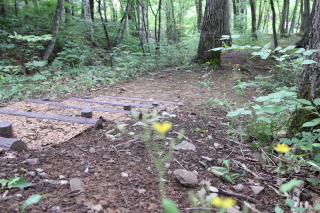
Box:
[1,51,319,213]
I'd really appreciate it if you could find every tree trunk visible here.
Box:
[89,0,94,21]
[279,0,289,37]
[289,0,320,134]
[300,0,310,33]
[249,0,257,40]
[296,0,316,48]
[195,0,203,32]
[42,0,64,61]
[298,0,320,100]
[64,0,71,23]
[195,0,230,66]
[270,0,279,47]
[83,0,93,41]
[0,0,5,16]
[289,0,299,34]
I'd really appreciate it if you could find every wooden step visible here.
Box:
[0,108,103,130]
[99,95,183,105]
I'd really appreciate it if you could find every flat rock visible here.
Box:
[69,178,85,192]
[250,186,265,195]
[173,169,198,187]
[0,137,27,152]
[174,140,196,151]
[26,158,39,165]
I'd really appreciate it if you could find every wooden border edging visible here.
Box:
[24,99,142,118]
[69,98,166,110]
[99,95,183,105]
[0,137,27,152]
[0,108,103,130]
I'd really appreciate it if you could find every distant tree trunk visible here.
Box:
[257,0,264,30]
[64,0,71,23]
[298,0,320,100]
[279,0,289,37]
[289,0,299,34]
[89,0,94,21]
[0,0,5,16]
[300,0,310,33]
[195,0,203,32]
[270,0,279,47]
[96,0,114,66]
[138,0,148,45]
[109,0,116,22]
[296,0,316,48]
[195,0,230,66]
[83,0,93,41]
[43,0,63,61]
[249,0,257,40]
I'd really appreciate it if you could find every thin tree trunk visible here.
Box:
[249,0,257,40]
[83,0,93,41]
[280,0,289,37]
[195,0,203,32]
[270,0,278,47]
[43,0,64,61]
[96,0,114,66]
[300,0,310,33]
[0,0,5,16]
[65,0,71,23]
[289,0,299,34]
[296,0,316,48]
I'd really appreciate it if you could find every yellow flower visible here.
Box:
[274,143,290,153]
[211,196,236,208]
[152,122,172,134]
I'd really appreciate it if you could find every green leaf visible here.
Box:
[21,194,49,213]
[6,177,33,189]
[300,146,311,151]
[307,178,319,186]
[296,99,312,105]
[279,179,303,193]
[222,159,230,171]
[227,108,251,117]
[302,118,320,127]
[162,198,181,213]
[0,179,9,187]
[313,98,320,106]
[285,199,295,207]
[312,143,320,147]
[258,106,287,114]
[302,60,316,65]
[293,206,306,212]
[303,49,319,56]
[275,205,284,213]
[295,48,305,54]
[314,204,320,210]
[32,74,46,81]
[255,96,270,102]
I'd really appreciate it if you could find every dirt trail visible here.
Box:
[1,52,307,213]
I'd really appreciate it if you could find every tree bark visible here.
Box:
[279,0,289,37]
[195,0,203,32]
[295,0,316,48]
[249,0,257,40]
[64,0,71,23]
[42,0,64,61]
[300,0,310,33]
[298,0,320,100]
[195,0,230,66]
[270,0,279,47]
[0,0,5,16]
[83,0,93,41]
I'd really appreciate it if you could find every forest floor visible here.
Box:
[1,51,319,213]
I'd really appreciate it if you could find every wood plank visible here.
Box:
[69,98,166,110]
[24,99,142,118]
[0,108,103,130]
[99,95,183,105]
[0,137,27,152]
